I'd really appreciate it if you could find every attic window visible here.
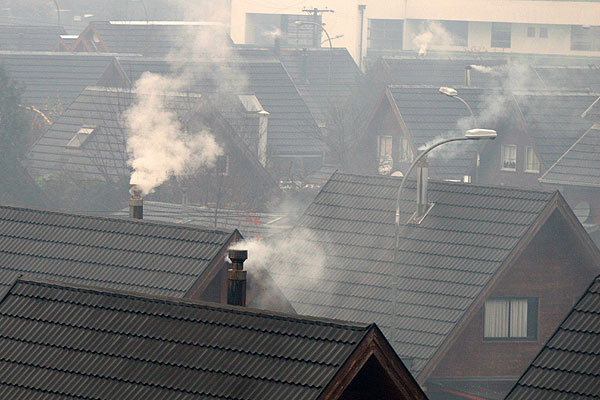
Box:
[238,94,264,113]
[66,126,97,149]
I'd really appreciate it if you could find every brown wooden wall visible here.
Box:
[430,210,598,382]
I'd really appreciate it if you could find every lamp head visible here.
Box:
[465,128,497,140]
[439,87,458,97]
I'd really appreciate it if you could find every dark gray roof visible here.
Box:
[0,277,372,400]
[0,52,116,109]
[0,203,236,298]
[505,275,600,400]
[82,21,232,57]
[387,85,495,179]
[0,24,65,52]
[268,172,556,375]
[540,126,600,188]
[277,48,362,127]
[111,201,292,240]
[381,58,511,88]
[115,56,324,157]
[532,65,600,92]
[515,92,597,168]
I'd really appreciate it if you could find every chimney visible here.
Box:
[273,36,281,57]
[258,110,269,167]
[129,184,143,220]
[465,65,472,87]
[416,159,429,218]
[227,249,248,307]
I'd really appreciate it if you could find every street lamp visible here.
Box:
[439,86,475,120]
[390,128,496,343]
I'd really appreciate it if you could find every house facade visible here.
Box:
[230,0,600,67]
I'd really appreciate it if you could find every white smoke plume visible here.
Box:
[413,21,455,56]
[125,73,222,195]
[125,0,246,195]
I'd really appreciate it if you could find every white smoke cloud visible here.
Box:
[413,21,456,56]
[124,0,248,195]
[125,73,222,195]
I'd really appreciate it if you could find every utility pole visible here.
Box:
[302,8,334,48]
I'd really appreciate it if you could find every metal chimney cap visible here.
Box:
[229,249,248,262]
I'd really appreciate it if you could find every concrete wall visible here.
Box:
[230,0,600,64]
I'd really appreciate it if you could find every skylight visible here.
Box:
[238,94,264,113]
[66,126,97,149]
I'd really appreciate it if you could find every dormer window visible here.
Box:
[238,94,264,113]
[66,126,97,149]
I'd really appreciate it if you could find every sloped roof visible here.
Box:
[111,201,292,239]
[0,51,116,109]
[540,126,600,188]
[381,58,512,88]
[78,21,232,57]
[514,92,597,168]
[114,56,324,157]
[0,24,65,52]
[532,65,600,91]
[0,203,237,298]
[0,277,374,400]
[386,86,496,179]
[267,172,556,376]
[505,275,600,400]
[277,48,362,127]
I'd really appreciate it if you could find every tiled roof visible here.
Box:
[0,51,115,109]
[532,65,600,91]
[115,56,324,157]
[387,86,496,179]
[540,126,600,188]
[83,21,232,57]
[505,275,600,400]
[111,201,292,240]
[514,92,597,168]
[0,277,372,400]
[0,204,236,298]
[0,24,65,52]
[268,172,556,375]
[277,48,362,128]
[381,58,511,88]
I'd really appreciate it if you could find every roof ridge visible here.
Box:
[13,277,371,331]
[330,171,556,196]
[0,203,234,236]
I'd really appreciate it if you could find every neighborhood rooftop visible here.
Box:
[0,204,238,298]
[268,172,560,375]
[505,275,600,400]
[0,277,426,400]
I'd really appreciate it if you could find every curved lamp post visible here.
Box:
[439,86,475,119]
[390,128,497,343]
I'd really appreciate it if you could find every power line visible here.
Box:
[302,8,334,48]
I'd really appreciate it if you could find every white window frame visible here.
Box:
[377,135,393,163]
[66,126,97,149]
[399,137,413,162]
[484,298,537,340]
[501,144,517,171]
[524,146,540,173]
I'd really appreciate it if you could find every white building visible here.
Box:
[230,0,600,67]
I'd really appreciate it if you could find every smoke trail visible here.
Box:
[413,21,455,56]
[125,73,222,195]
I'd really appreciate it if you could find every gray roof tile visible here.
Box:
[505,275,600,400]
[267,172,555,375]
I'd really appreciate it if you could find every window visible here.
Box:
[527,26,536,38]
[215,155,229,176]
[571,25,600,51]
[525,146,540,173]
[484,298,538,340]
[66,126,97,149]
[368,19,403,50]
[377,135,393,175]
[501,145,517,171]
[399,137,413,161]
[491,22,511,48]
[245,13,319,47]
[438,20,469,47]
[539,27,548,38]
[238,94,264,113]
